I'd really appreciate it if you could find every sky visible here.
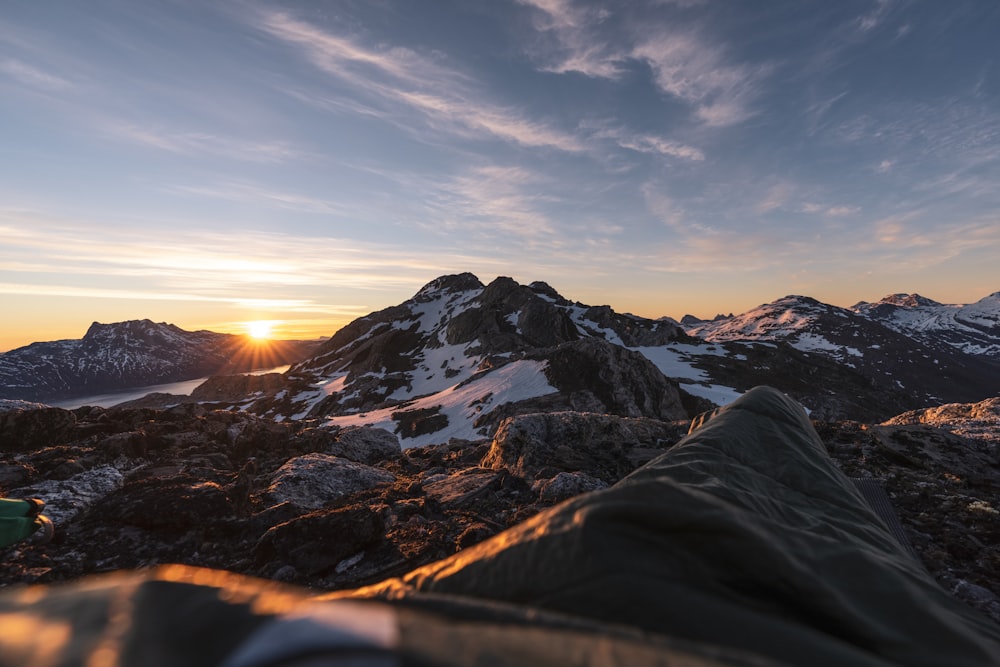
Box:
[2,0,999,351]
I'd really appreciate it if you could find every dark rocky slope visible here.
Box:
[1,398,997,625]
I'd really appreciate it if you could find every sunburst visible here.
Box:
[247,320,274,340]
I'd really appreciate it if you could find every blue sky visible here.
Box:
[2,0,999,349]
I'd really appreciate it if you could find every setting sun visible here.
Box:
[246,320,275,340]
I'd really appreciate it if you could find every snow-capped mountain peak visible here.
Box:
[865,293,943,309]
[851,292,1000,358]
[684,295,838,342]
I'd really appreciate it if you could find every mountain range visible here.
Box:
[3,275,998,430]
[0,320,319,402]
[116,273,1000,437]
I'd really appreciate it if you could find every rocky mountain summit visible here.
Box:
[0,320,319,402]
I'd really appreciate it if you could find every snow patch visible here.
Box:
[792,333,862,358]
[325,360,557,448]
[389,342,481,400]
[681,383,744,406]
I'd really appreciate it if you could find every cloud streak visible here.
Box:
[0,206,544,307]
[256,11,584,152]
[515,0,627,79]
[514,2,770,127]
[419,165,562,244]
[0,58,72,90]
[167,182,352,216]
[107,124,303,163]
[586,122,705,160]
[632,32,769,127]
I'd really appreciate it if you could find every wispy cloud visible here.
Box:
[256,11,583,152]
[830,98,1000,208]
[642,184,686,231]
[0,58,71,90]
[515,0,626,79]
[754,182,795,214]
[422,165,562,243]
[516,2,769,128]
[107,124,303,163]
[167,182,351,216]
[857,210,1000,273]
[632,32,769,127]
[586,122,705,160]
[857,0,894,33]
[0,211,505,308]
[826,205,861,217]
[0,282,317,310]
[800,202,861,217]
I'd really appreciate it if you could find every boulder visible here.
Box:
[537,338,687,420]
[0,463,32,488]
[482,411,682,482]
[8,465,125,526]
[883,398,1000,444]
[332,427,402,464]
[532,471,608,503]
[266,453,395,510]
[423,468,503,509]
[255,505,384,576]
[190,373,287,402]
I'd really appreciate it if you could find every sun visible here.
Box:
[246,320,274,340]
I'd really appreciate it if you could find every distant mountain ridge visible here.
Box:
[852,292,1000,359]
[0,319,319,401]
[685,293,1000,411]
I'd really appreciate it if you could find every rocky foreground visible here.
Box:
[1,396,998,626]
